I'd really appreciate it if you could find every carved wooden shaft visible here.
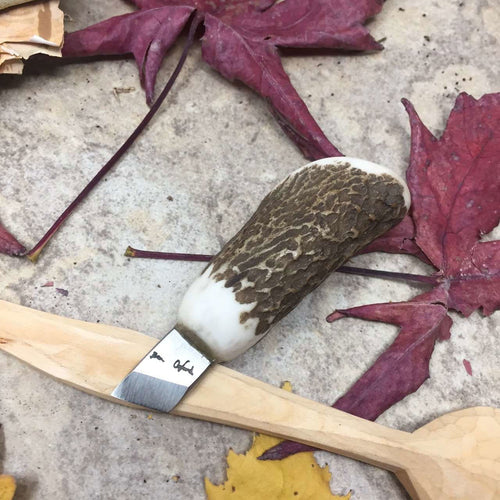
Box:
[176,157,410,361]
[1,299,498,500]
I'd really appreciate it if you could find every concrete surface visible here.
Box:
[0,0,498,498]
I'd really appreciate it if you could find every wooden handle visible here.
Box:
[2,301,498,498]
[0,299,414,471]
[176,157,410,361]
[178,367,415,473]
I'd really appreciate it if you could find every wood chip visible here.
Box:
[0,0,63,74]
[0,0,32,10]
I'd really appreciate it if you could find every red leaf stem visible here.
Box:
[125,246,212,262]
[125,247,436,285]
[26,13,203,262]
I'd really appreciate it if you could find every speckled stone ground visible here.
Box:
[0,0,498,499]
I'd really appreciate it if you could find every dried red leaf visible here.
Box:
[62,6,194,103]
[0,223,25,256]
[463,359,472,376]
[360,214,431,264]
[327,291,452,420]
[63,0,385,160]
[403,93,500,316]
[27,16,203,262]
[262,92,500,460]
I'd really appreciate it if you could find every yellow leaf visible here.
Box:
[205,382,350,500]
[0,475,16,500]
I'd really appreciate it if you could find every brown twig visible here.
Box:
[125,247,438,285]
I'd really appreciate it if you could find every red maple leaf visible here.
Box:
[62,0,384,160]
[262,91,500,460]
[0,223,25,256]
[376,92,500,318]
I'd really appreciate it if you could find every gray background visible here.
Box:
[0,0,498,498]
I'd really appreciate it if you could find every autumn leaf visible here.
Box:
[0,223,25,256]
[328,92,500,414]
[0,475,16,500]
[63,0,385,160]
[262,91,500,460]
[20,0,384,260]
[359,214,431,265]
[205,383,351,500]
[326,291,452,420]
[463,359,473,376]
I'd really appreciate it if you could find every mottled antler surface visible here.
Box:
[177,157,409,361]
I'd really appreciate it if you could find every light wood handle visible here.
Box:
[0,299,414,472]
[3,300,499,499]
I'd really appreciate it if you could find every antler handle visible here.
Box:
[176,157,410,361]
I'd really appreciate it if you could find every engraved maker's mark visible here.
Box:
[150,351,165,362]
[173,359,195,376]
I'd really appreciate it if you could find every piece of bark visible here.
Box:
[0,0,32,10]
[0,0,63,74]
